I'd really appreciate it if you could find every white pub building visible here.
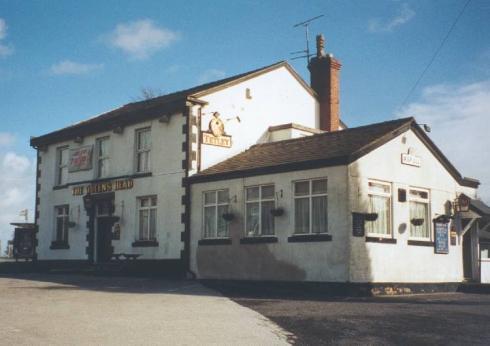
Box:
[30,35,490,287]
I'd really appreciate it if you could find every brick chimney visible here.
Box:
[308,34,341,132]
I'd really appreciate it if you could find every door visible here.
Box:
[96,218,113,262]
[463,230,472,279]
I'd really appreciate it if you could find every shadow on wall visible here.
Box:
[349,164,374,284]
[196,218,306,281]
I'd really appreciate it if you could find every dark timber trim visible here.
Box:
[198,238,232,246]
[240,236,278,244]
[407,240,435,247]
[132,240,159,247]
[288,233,332,243]
[365,237,397,244]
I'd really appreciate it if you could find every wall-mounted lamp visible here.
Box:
[113,126,124,134]
[74,136,84,144]
[158,114,171,124]
[417,123,431,133]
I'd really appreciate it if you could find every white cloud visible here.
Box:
[50,60,103,75]
[0,151,35,255]
[0,18,14,57]
[368,3,415,33]
[105,19,179,60]
[396,80,490,202]
[0,132,15,147]
[197,69,226,84]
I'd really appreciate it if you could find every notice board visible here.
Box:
[434,222,449,254]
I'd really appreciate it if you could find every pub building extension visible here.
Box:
[29,34,490,287]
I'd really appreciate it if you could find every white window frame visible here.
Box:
[135,127,151,173]
[54,205,69,243]
[202,189,229,239]
[245,184,275,237]
[95,136,110,178]
[293,178,328,234]
[56,146,69,186]
[408,187,431,241]
[137,196,157,241]
[366,180,392,238]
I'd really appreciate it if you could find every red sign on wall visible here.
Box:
[69,145,93,172]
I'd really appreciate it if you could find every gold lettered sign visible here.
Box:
[201,112,232,148]
[72,179,134,196]
[202,132,232,148]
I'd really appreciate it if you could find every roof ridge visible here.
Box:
[248,117,414,149]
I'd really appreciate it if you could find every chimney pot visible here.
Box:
[316,34,325,58]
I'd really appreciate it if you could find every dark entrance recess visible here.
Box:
[97,218,114,262]
[463,230,472,280]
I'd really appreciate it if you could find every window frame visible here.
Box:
[408,187,431,241]
[95,136,110,179]
[366,180,393,238]
[135,127,151,173]
[293,177,329,235]
[54,205,69,244]
[55,146,69,186]
[202,189,230,239]
[244,184,276,237]
[136,195,157,241]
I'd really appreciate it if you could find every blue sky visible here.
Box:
[0,0,489,250]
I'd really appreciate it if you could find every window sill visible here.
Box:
[133,172,152,178]
[132,240,159,247]
[288,233,332,243]
[365,236,397,244]
[50,241,69,250]
[240,236,278,244]
[198,238,232,246]
[407,240,434,247]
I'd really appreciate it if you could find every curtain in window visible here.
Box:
[139,209,149,240]
[261,200,275,235]
[312,196,327,234]
[410,202,428,238]
[217,205,228,237]
[367,195,390,235]
[204,206,216,238]
[295,198,309,234]
[246,202,260,236]
[149,208,156,240]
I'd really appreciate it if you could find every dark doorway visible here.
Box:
[463,230,473,280]
[96,218,114,263]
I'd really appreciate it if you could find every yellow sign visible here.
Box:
[202,132,232,148]
[72,179,134,196]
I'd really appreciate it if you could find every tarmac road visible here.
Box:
[0,274,291,345]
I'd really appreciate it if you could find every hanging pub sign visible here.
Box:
[69,145,93,172]
[352,212,365,237]
[72,179,134,196]
[201,112,232,148]
[434,222,449,254]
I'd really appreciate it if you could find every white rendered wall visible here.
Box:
[348,129,477,283]
[36,114,186,260]
[198,66,319,169]
[189,166,350,282]
[480,260,490,283]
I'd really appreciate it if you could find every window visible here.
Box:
[481,243,490,259]
[137,196,157,241]
[56,147,69,185]
[135,128,151,173]
[54,205,69,243]
[409,188,430,239]
[245,185,275,236]
[96,137,110,178]
[366,181,392,237]
[294,178,328,234]
[203,190,229,238]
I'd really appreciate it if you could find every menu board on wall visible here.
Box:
[434,222,449,254]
